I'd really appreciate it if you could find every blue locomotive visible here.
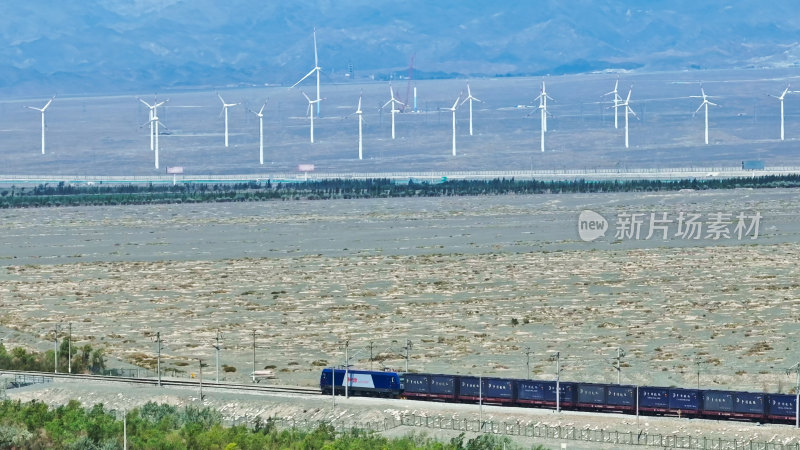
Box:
[319,368,402,397]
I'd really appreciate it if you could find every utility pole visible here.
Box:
[524,346,532,380]
[551,351,561,413]
[695,355,704,389]
[198,358,204,401]
[368,341,375,371]
[344,340,350,399]
[251,330,257,383]
[53,322,62,374]
[479,374,483,431]
[616,347,625,384]
[68,323,72,374]
[213,330,222,383]
[153,332,162,387]
[123,409,127,450]
[787,362,800,428]
[404,339,412,372]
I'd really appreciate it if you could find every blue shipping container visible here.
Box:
[767,394,797,417]
[484,378,514,400]
[607,386,635,407]
[458,376,482,398]
[542,381,576,404]
[577,384,606,405]
[430,375,457,396]
[733,392,765,415]
[703,390,734,413]
[403,373,430,394]
[517,380,546,401]
[668,388,700,412]
[639,387,669,409]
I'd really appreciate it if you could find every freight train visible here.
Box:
[320,368,798,425]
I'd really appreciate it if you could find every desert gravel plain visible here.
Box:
[1,188,799,394]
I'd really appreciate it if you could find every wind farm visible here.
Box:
[4,69,800,179]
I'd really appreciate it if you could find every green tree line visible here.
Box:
[0,341,105,375]
[0,399,534,449]
[1,175,799,208]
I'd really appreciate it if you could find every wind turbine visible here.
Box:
[460,82,481,136]
[27,96,55,155]
[355,93,364,160]
[217,93,238,147]
[250,100,267,165]
[535,82,554,132]
[139,97,167,151]
[291,28,322,117]
[620,86,638,148]
[446,93,461,156]
[382,82,405,139]
[604,79,622,129]
[302,92,324,143]
[770,85,791,141]
[691,86,719,145]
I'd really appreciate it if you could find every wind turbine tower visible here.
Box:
[771,85,791,141]
[691,86,719,145]
[27,96,55,155]
[461,82,482,136]
[149,109,166,169]
[355,94,364,160]
[447,93,461,156]
[604,79,621,129]
[382,82,405,139]
[302,92,324,143]
[251,101,267,165]
[217,93,238,147]
[535,83,554,152]
[621,86,638,148]
[291,28,322,117]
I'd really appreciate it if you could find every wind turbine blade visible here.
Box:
[382,99,392,109]
[313,28,319,67]
[451,95,460,110]
[707,101,719,107]
[626,88,632,103]
[217,93,226,104]
[258,103,266,115]
[693,103,704,116]
[292,68,317,88]
[302,92,312,102]
[357,96,362,112]
[628,106,639,119]
[139,98,153,108]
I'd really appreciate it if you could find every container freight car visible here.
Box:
[669,388,700,416]
[319,368,401,397]
[401,373,458,401]
[401,373,430,399]
[767,394,798,423]
[429,374,458,400]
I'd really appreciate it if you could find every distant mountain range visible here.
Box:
[2,1,800,96]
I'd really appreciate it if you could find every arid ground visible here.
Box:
[1,189,799,393]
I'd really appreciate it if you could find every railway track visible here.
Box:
[0,369,320,396]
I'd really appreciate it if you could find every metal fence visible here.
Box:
[222,413,800,450]
[398,413,800,450]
